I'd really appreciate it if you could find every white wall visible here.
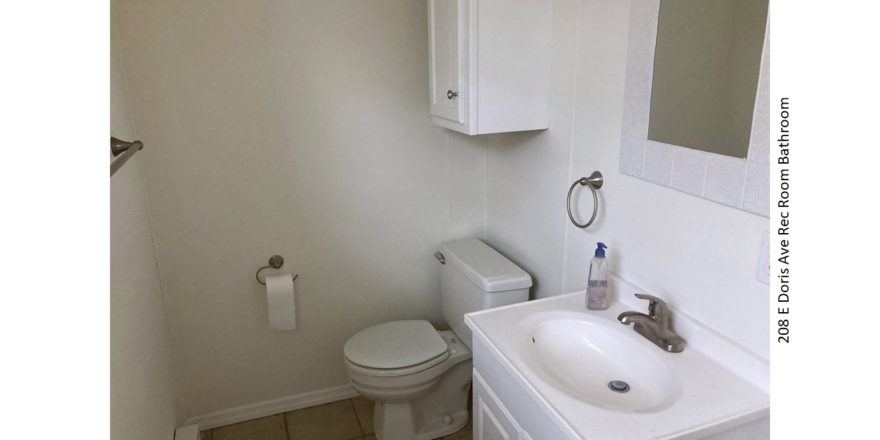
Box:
[113,0,488,418]
[111,35,183,440]
[485,0,581,300]
[484,0,769,360]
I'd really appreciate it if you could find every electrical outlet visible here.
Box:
[756,231,770,285]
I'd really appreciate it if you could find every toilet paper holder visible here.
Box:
[256,255,299,286]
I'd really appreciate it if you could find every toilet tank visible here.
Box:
[439,238,532,348]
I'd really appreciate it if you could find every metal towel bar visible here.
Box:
[110,137,144,177]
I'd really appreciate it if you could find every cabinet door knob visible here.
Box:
[447,90,458,100]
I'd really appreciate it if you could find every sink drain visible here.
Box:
[608,380,630,393]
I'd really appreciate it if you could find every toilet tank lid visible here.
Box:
[440,238,533,292]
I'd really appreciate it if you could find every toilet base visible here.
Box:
[372,360,472,440]
[374,403,468,440]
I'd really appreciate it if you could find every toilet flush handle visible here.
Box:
[434,252,446,265]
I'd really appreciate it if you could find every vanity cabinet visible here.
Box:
[427,0,551,135]
[473,372,529,440]
[471,337,576,440]
[471,328,769,440]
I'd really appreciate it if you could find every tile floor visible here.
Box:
[200,397,472,440]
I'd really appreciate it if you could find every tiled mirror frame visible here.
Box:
[620,0,770,217]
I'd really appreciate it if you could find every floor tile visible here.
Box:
[212,414,287,440]
[285,399,362,440]
[352,396,374,435]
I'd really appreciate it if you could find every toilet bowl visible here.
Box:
[343,238,532,440]
[345,324,472,439]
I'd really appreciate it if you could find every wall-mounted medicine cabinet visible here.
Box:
[428,0,551,135]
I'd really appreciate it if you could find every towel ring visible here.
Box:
[255,255,299,285]
[566,171,604,229]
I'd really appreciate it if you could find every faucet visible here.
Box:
[617,293,685,353]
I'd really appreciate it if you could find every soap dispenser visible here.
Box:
[586,242,609,310]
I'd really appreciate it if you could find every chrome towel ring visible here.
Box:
[566,171,604,228]
[255,255,299,285]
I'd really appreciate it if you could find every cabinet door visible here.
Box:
[427,0,463,123]
[474,371,521,440]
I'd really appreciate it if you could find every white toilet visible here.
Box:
[343,238,532,440]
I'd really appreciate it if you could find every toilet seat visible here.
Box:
[344,320,449,376]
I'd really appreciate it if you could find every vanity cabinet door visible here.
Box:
[474,371,522,440]
[427,0,464,123]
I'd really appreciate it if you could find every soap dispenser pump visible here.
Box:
[586,242,609,310]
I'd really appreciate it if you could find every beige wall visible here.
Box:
[113,0,487,418]
[111,33,182,440]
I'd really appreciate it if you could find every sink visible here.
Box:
[465,288,769,439]
[518,312,680,412]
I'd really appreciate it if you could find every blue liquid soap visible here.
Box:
[586,242,609,310]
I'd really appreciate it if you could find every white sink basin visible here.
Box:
[521,312,680,412]
[465,287,769,439]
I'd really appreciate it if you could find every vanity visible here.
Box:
[464,277,769,439]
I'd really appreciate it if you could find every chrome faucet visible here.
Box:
[617,293,685,353]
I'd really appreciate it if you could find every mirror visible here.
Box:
[619,0,770,216]
[648,0,768,158]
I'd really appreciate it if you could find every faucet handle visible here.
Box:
[634,293,668,318]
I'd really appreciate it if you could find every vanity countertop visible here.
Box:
[465,290,769,440]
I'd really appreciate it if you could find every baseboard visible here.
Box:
[185,384,358,430]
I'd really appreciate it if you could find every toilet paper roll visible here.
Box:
[265,273,296,331]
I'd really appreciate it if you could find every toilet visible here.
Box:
[343,238,532,440]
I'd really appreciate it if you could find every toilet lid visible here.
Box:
[344,320,448,370]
